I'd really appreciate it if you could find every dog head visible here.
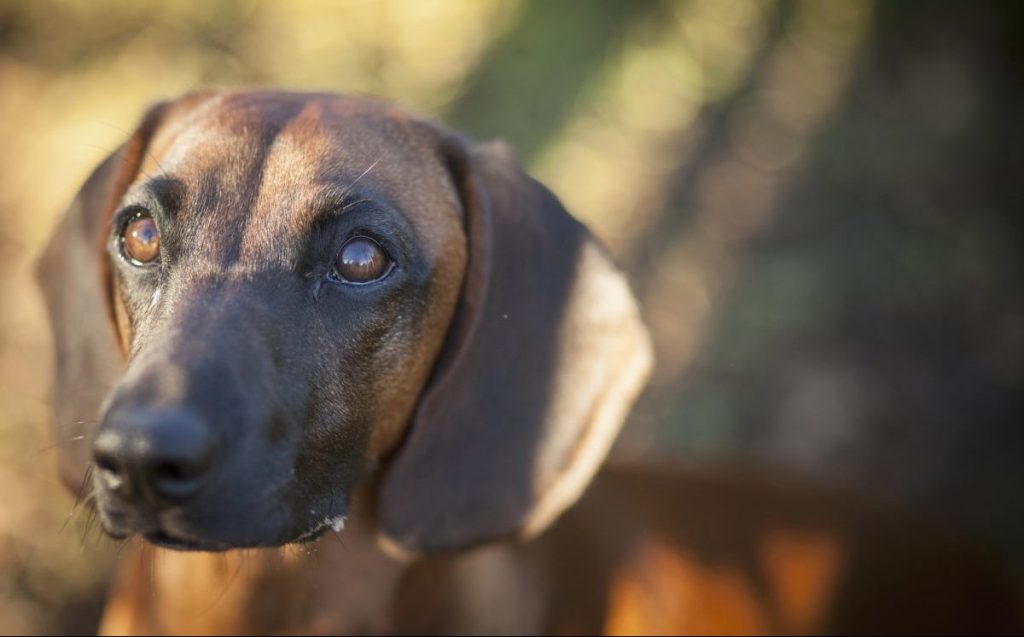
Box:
[38,89,651,554]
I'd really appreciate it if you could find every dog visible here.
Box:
[38,89,1020,635]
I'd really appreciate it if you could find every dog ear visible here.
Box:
[36,102,169,492]
[379,137,653,553]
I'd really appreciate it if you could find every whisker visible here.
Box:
[59,463,96,537]
[83,142,159,182]
[340,198,372,211]
[79,505,99,551]
[343,159,380,196]
[330,530,347,550]
[75,463,96,508]
[96,120,170,178]
[35,434,86,456]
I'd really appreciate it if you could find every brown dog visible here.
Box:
[39,88,654,634]
[38,89,1019,635]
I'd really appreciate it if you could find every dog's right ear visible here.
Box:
[378,129,652,555]
[36,102,170,492]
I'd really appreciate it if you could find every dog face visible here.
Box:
[89,92,466,549]
[38,90,652,553]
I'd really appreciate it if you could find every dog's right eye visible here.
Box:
[121,213,160,265]
[330,236,393,285]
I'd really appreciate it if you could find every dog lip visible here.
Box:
[292,514,347,544]
[98,502,157,538]
[105,528,132,541]
[145,529,229,552]
[97,501,224,550]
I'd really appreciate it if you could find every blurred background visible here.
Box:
[0,0,1022,633]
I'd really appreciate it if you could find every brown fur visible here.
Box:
[39,90,1020,635]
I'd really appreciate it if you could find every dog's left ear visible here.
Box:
[379,133,653,554]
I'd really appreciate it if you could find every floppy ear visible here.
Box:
[379,138,653,553]
[36,103,168,492]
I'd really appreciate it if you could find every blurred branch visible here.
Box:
[445,0,662,162]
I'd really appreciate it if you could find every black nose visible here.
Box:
[93,408,217,505]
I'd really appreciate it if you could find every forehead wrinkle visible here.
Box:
[237,103,333,267]
[162,131,261,265]
[156,100,308,268]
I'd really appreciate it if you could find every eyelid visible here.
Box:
[309,197,411,253]
[344,229,394,254]
[114,205,154,232]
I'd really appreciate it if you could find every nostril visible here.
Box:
[154,461,190,482]
[149,460,205,502]
[146,444,212,502]
[95,407,217,505]
[151,458,205,489]
[94,453,119,476]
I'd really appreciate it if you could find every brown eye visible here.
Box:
[332,237,391,284]
[121,214,160,264]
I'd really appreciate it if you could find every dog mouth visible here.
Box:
[140,518,346,551]
[97,497,348,551]
[98,507,232,551]
[144,529,231,551]
[92,460,350,550]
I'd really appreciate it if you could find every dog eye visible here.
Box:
[331,237,392,284]
[121,214,160,265]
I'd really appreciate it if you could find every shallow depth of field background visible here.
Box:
[0,0,1022,632]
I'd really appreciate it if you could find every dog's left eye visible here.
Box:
[330,237,392,284]
[120,213,160,265]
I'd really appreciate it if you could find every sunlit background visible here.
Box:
[1,0,1022,632]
